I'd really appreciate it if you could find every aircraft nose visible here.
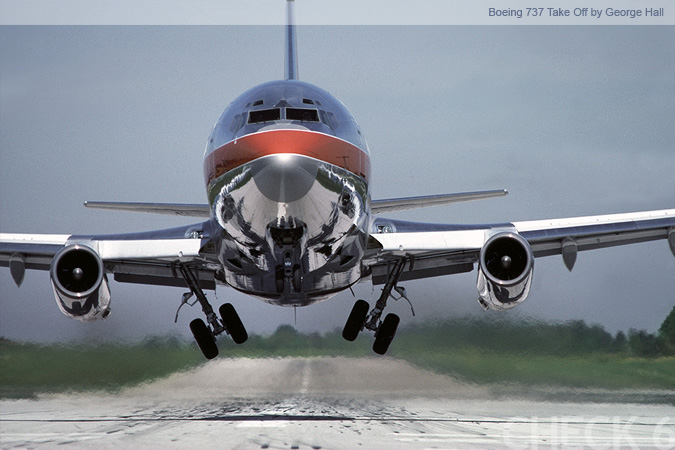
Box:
[251,154,318,203]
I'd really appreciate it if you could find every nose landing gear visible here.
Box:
[270,221,305,295]
[342,258,410,355]
[177,265,248,359]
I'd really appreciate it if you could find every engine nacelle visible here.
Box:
[476,232,534,311]
[50,244,111,321]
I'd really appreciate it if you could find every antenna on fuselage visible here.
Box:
[285,0,299,80]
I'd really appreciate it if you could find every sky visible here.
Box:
[1,4,674,343]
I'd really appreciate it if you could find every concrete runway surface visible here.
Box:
[1,357,674,449]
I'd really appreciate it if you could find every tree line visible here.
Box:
[394,305,675,357]
[224,305,675,358]
[2,306,673,359]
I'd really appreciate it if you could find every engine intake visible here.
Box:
[477,232,534,311]
[50,244,111,321]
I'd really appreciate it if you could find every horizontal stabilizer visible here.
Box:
[371,189,508,214]
[84,201,210,218]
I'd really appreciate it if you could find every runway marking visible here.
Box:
[0,432,112,442]
[237,421,288,428]
[299,360,311,395]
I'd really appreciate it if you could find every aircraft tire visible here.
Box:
[190,318,219,359]
[342,299,369,341]
[373,313,400,355]
[219,303,248,344]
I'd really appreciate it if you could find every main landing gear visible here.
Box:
[342,258,411,355]
[176,265,248,359]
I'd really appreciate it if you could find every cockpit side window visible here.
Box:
[229,114,245,133]
[248,108,281,124]
[320,110,337,130]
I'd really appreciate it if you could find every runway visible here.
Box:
[1,357,674,449]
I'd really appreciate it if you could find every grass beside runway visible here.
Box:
[399,349,675,390]
[391,317,675,390]
[0,336,204,399]
[1,318,674,398]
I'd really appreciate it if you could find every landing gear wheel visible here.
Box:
[190,318,218,359]
[342,299,369,341]
[219,303,248,344]
[373,313,400,355]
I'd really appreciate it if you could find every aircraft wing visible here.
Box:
[3,208,673,293]
[0,221,219,290]
[364,209,675,285]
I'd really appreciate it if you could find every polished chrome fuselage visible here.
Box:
[204,80,371,305]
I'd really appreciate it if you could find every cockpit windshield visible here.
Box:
[248,108,281,124]
[246,108,319,125]
[286,108,319,122]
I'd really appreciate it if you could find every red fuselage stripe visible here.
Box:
[204,129,371,186]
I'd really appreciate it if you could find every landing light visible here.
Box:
[277,153,294,163]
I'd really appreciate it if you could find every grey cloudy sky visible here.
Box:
[1,20,674,343]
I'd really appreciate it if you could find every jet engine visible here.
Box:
[49,244,111,321]
[476,232,534,311]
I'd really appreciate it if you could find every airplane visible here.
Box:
[1,1,674,359]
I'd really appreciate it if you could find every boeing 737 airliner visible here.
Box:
[1,1,674,358]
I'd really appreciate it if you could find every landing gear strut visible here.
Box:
[342,258,409,355]
[177,265,248,359]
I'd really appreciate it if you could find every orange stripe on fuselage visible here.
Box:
[204,129,371,187]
